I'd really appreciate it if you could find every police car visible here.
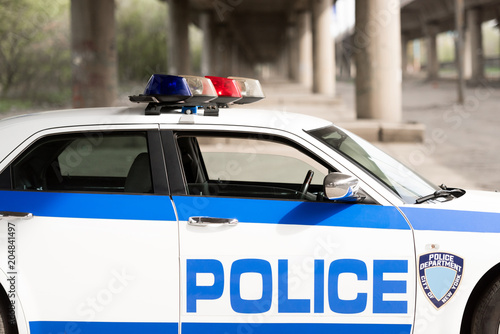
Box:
[0,74,498,334]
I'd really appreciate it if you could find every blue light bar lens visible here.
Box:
[143,74,191,97]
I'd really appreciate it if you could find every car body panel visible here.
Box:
[0,106,497,333]
[175,196,415,332]
[0,191,180,333]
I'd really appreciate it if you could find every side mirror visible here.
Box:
[323,172,360,201]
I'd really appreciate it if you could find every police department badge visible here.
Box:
[418,252,464,309]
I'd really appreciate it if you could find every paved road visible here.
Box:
[399,79,500,191]
[362,78,499,192]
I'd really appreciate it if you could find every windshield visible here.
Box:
[308,125,438,203]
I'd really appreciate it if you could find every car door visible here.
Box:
[163,128,416,334]
[0,126,179,334]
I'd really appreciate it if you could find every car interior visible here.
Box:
[5,132,152,193]
[177,136,326,200]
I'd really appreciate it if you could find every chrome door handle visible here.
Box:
[0,211,33,220]
[188,216,238,226]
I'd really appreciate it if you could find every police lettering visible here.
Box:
[187,258,408,315]
[419,253,462,273]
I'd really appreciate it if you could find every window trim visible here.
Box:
[0,128,169,195]
[165,130,335,197]
[147,130,169,195]
[0,165,11,189]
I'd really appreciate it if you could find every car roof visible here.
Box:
[0,106,332,162]
[0,105,331,131]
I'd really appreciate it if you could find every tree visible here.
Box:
[116,0,168,83]
[0,0,71,102]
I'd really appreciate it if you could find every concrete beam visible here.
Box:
[336,121,425,142]
[401,0,500,41]
[227,13,287,63]
[71,0,117,108]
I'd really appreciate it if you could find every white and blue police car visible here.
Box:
[0,74,498,334]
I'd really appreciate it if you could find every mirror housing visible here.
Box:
[323,172,360,201]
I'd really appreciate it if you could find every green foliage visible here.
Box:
[437,32,455,63]
[190,25,203,75]
[0,0,204,111]
[116,0,204,83]
[482,20,500,58]
[0,98,32,113]
[0,0,71,104]
[116,0,168,83]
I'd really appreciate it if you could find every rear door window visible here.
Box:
[6,131,152,193]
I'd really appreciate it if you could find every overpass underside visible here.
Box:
[70,0,500,124]
[184,0,335,96]
[70,0,337,109]
[400,0,500,83]
[70,0,403,122]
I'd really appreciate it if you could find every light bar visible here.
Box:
[131,74,217,104]
[129,74,265,112]
[229,77,265,104]
[205,76,242,104]
[180,75,217,103]
[143,74,191,102]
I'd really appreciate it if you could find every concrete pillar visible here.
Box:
[224,34,233,76]
[288,25,299,81]
[455,0,466,104]
[200,12,214,76]
[297,11,313,88]
[213,25,223,76]
[355,0,402,122]
[279,39,289,80]
[311,0,335,95]
[466,7,484,83]
[240,56,252,78]
[71,0,117,108]
[167,0,190,75]
[339,38,353,79]
[214,26,231,76]
[231,43,239,75]
[426,26,439,80]
[464,23,472,79]
[412,39,422,72]
[402,35,408,77]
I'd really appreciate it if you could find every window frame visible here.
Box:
[164,130,335,199]
[0,127,169,195]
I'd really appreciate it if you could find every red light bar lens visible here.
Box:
[206,76,242,104]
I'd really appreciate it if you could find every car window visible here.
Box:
[4,131,152,193]
[176,134,330,200]
[308,125,438,203]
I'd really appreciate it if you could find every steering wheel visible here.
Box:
[298,170,314,199]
